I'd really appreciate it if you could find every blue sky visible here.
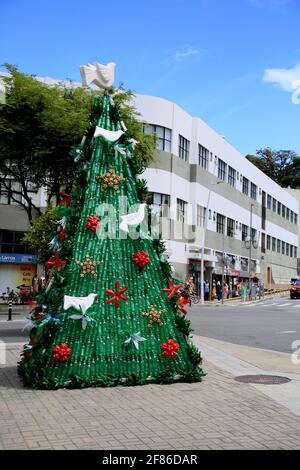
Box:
[1,0,300,155]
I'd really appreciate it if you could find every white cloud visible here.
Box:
[173,45,200,62]
[263,62,300,103]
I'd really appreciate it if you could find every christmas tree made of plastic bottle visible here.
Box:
[18,62,204,389]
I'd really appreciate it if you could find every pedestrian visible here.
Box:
[212,281,216,300]
[216,280,222,301]
[204,280,209,301]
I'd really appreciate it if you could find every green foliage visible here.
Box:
[187,343,203,367]
[175,313,193,337]
[135,178,149,202]
[0,65,156,224]
[22,206,58,262]
[246,148,299,187]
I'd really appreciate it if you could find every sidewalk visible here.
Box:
[1,340,300,450]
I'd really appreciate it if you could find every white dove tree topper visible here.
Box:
[80,62,116,89]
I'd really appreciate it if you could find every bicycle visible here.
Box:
[189,292,199,304]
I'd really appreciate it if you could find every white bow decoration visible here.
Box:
[64,293,97,315]
[119,204,146,233]
[80,62,116,89]
[93,126,124,142]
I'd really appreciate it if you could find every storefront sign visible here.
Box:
[0,253,38,264]
[227,269,240,277]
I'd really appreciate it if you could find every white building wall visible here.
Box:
[134,94,298,284]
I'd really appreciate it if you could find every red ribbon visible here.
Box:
[162,280,183,299]
[58,228,67,241]
[59,192,71,207]
[160,339,180,358]
[177,294,189,315]
[86,215,100,232]
[53,343,72,362]
[132,251,150,269]
[46,250,66,272]
[106,282,129,308]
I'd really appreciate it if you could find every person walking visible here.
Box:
[204,280,209,301]
[216,280,222,301]
[211,281,216,300]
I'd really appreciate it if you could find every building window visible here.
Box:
[216,213,225,234]
[282,205,286,218]
[282,241,285,255]
[0,180,22,205]
[295,214,298,225]
[277,201,281,216]
[242,177,249,196]
[272,237,276,251]
[286,242,289,256]
[218,159,227,181]
[290,245,293,257]
[251,228,257,243]
[227,217,235,237]
[177,198,187,223]
[272,198,277,212]
[267,194,271,209]
[144,124,172,152]
[0,230,33,254]
[294,246,297,258]
[148,192,170,218]
[178,135,190,161]
[286,208,290,220]
[241,224,248,241]
[277,239,281,253]
[228,166,236,187]
[261,233,266,253]
[250,182,257,201]
[267,235,271,250]
[197,205,206,227]
[198,144,209,170]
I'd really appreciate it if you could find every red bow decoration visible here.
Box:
[24,351,31,361]
[59,192,71,208]
[162,280,183,299]
[106,282,129,308]
[177,294,189,315]
[58,228,67,241]
[53,343,72,362]
[86,215,100,232]
[132,251,150,269]
[46,250,66,272]
[160,339,180,359]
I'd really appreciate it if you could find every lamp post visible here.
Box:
[200,180,223,305]
[245,203,258,300]
[221,225,225,304]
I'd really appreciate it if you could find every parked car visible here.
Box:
[290,279,300,299]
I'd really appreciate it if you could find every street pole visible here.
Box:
[200,180,224,305]
[8,301,12,321]
[200,190,212,305]
[249,203,254,300]
[221,226,225,304]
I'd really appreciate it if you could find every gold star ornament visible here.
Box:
[76,254,101,278]
[141,305,166,328]
[96,166,125,192]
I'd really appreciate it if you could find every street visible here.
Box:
[1,296,300,353]
[189,296,300,353]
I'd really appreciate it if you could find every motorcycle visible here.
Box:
[1,287,20,304]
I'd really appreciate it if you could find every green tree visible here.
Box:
[246,148,298,187]
[0,65,155,224]
[18,91,203,389]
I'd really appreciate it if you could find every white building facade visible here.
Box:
[133,94,299,287]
